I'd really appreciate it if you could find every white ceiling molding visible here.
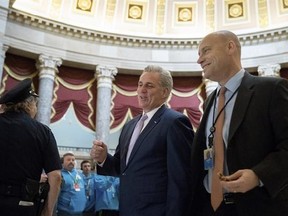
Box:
[2,2,288,74]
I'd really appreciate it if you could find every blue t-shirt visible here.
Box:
[57,168,87,214]
[80,172,96,212]
[94,175,119,211]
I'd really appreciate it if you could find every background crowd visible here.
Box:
[56,153,119,216]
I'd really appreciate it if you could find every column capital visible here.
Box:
[95,65,118,89]
[95,65,118,80]
[257,64,281,77]
[37,54,62,71]
[36,54,62,80]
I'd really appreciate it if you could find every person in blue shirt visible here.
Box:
[57,152,86,216]
[80,160,96,216]
[95,175,119,216]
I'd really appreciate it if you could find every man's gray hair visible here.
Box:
[143,65,173,93]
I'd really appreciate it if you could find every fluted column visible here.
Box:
[95,65,118,145]
[0,0,9,87]
[258,64,281,77]
[0,44,9,87]
[36,54,62,125]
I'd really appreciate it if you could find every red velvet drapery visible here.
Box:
[51,65,97,129]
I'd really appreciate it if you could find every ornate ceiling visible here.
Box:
[2,0,287,74]
[12,0,288,38]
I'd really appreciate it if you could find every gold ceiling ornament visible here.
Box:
[281,0,288,11]
[280,0,288,13]
[128,4,143,19]
[77,0,92,11]
[178,7,192,22]
[174,3,195,24]
[229,3,243,18]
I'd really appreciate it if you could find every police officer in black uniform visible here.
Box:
[0,78,62,216]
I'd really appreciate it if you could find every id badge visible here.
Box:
[204,148,214,170]
[74,183,80,191]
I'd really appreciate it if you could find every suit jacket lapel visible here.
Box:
[198,89,216,135]
[192,89,216,160]
[228,72,255,143]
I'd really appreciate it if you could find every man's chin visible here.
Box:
[138,103,146,109]
[203,71,211,80]
[68,166,74,170]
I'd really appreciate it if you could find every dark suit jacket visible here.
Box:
[191,72,288,216]
[98,105,194,216]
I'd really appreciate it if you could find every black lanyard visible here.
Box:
[208,87,239,148]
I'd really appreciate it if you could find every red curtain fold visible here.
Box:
[169,93,203,129]
[57,65,94,84]
[51,66,97,130]
[173,76,203,92]
[5,53,37,76]
[51,85,94,125]
[1,53,39,95]
[111,89,142,128]
[114,74,139,91]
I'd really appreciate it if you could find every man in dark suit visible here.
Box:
[91,65,194,216]
[192,30,288,216]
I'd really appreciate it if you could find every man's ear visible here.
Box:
[227,40,237,54]
[162,87,169,99]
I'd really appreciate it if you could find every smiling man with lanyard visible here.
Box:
[191,30,288,216]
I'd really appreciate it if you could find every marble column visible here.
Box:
[0,44,9,87]
[95,65,118,145]
[36,54,62,126]
[0,0,9,85]
[258,64,281,77]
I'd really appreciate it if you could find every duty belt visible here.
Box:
[223,193,235,205]
[0,183,22,197]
